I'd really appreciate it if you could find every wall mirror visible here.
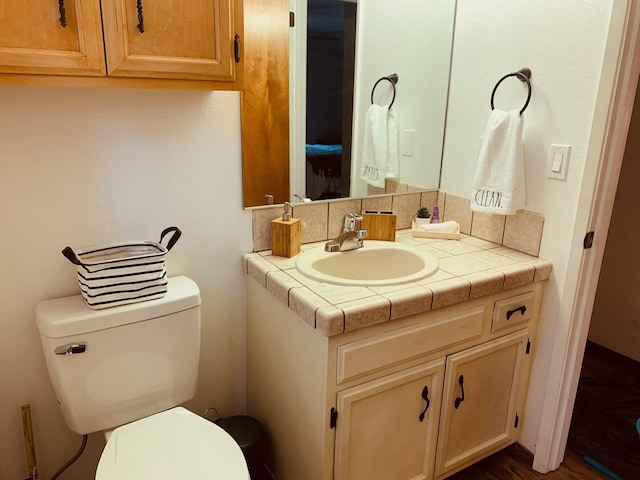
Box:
[241,0,457,207]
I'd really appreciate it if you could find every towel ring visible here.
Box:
[490,67,532,115]
[371,73,399,108]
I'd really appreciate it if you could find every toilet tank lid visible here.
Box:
[36,276,201,339]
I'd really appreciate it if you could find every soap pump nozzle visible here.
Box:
[282,202,292,221]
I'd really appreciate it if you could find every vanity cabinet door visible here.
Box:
[101,0,236,81]
[434,330,530,478]
[0,0,106,76]
[334,360,445,480]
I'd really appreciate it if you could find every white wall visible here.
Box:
[440,0,613,451]
[0,86,252,480]
[588,81,640,362]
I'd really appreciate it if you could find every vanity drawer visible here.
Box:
[336,306,485,384]
[492,291,536,332]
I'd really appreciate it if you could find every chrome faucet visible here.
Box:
[325,213,368,252]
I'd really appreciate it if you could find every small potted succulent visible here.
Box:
[415,206,431,227]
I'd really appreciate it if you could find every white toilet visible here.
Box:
[36,276,249,479]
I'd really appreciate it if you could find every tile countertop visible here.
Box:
[241,230,553,337]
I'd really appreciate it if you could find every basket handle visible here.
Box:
[61,246,83,265]
[160,227,182,251]
[62,228,181,264]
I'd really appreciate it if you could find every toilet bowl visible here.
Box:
[36,276,248,478]
[96,407,249,480]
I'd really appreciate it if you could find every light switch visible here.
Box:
[547,144,570,180]
[402,129,415,156]
[551,151,564,173]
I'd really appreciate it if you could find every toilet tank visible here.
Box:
[36,276,201,435]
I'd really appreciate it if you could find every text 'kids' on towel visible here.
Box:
[360,104,399,188]
[471,108,526,215]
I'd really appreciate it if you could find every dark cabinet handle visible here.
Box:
[136,0,145,33]
[58,0,67,27]
[418,386,430,422]
[234,34,241,63]
[454,375,465,409]
[506,305,527,320]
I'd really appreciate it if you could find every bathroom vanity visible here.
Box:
[243,233,551,480]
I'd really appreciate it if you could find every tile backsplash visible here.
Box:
[251,191,545,257]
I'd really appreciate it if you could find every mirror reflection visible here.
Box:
[300,0,357,200]
[289,0,456,203]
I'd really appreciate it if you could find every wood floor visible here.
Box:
[567,341,640,479]
[447,443,611,479]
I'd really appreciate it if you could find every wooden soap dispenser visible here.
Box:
[271,202,301,257]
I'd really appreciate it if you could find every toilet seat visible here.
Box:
[96,407,249,480]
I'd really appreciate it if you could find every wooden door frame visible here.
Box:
[532,0,640,472]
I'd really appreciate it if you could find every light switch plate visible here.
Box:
[402,129,416,156]
[547,144,570,180]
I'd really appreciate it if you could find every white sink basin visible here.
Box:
[295,241,439,286]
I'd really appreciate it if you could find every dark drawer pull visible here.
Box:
[506,305,527,320]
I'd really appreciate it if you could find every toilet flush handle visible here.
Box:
[54,343,86,355]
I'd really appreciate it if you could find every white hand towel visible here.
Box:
[471,109,526,215]
[360,104,399,188]
[419,220,459,233]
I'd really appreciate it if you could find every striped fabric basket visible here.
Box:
[62,227,181,309]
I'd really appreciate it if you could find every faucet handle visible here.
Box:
[343,212,363,232]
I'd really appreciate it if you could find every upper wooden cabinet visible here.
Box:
[0,0,240,86]
[102,0,235,81]
[0,0,106,76]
